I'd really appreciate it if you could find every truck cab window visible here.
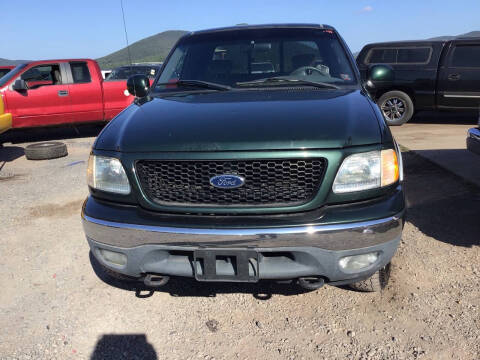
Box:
[70,62,91,83]
[21,64,62,89]
[397,48,431,63]
[451,45,480,67]
[367,48,396,64]
[367,47,431,64]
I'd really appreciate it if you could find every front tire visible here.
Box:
[378,91,414,126]
[349,263,391,292]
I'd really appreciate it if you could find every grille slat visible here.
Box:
[136,159,326,207]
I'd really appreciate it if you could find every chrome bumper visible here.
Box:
[82,211,404,251]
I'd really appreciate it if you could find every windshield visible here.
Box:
[106,66,158,80]
[156,28,356,91]
[0,64,28,87]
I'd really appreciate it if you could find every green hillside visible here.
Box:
[2,29,480,69]
[96,30,188,69]
[0,58,31,66]
[428,30,480,41]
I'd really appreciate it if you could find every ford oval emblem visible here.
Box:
[210,174,245,189]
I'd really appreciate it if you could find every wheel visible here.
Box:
[349,263,391,292]
[24,141,68,160]
[377,91,414,126]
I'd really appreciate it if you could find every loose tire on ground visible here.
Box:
[349,263,391,292]
[24,142,68,160]
[377,90,414,126]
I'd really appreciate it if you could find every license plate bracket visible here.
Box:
[193,249,259,282]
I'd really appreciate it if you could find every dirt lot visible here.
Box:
[390,111,480,187]
[0,124,479,360]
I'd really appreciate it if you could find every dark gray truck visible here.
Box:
[357,39,480,125]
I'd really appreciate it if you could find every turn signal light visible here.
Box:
[381,149,399,187]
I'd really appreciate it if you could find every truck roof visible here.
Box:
[363,37,480,48]
[189,23,334,36]
[19,58,96,66]
[362,40,447,48]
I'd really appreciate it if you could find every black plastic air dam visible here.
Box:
[87,235,401,283]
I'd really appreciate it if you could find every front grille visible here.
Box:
[136,159,326,207]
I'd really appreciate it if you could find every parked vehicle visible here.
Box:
[105,64,161,81]
[0,59,135,134]
[467,120,480,155]
[357,39,480,125]
[0,82,12,134]
[0,66,14,78]
[101,70,112,79]
[82,24,405,292]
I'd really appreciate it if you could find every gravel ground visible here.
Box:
[0,126,479,360]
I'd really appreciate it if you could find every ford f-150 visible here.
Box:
[82,24,405,292]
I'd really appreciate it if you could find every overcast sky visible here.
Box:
[2,0,480,60]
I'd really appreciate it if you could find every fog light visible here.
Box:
[98,248,127,266]
[339,252,378,271]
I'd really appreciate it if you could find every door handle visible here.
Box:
[58,90,69,97]
[447,73,461,81]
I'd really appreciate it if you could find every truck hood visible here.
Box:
[95,89,382,152]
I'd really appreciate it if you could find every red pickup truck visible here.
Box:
[0,59,136,134]
[0,66,15,78]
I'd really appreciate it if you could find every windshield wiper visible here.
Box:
[236,77,340,90]
[156,79,231,91]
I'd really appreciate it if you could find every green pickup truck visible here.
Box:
[82,24,405,292]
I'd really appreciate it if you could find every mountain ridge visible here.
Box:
[2,29,479,68]
[0,57,31,66]
[96,30,188,69]
[427,30,480,41]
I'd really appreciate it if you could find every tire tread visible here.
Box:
[24,142,68,160]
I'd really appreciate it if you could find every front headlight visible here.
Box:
[332,149,398,194]
[87,155,131,194]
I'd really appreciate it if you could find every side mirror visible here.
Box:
[367,64,394,82]
[12,79,28,91]
[127,74,150,98]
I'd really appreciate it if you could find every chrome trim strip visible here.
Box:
[82,211,404,250]
[444,94,480,98]
[83,213,398,236]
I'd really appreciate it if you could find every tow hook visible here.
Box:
[143,274,170,287]
[297,277,325,290]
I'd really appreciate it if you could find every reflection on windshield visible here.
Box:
[155,28,356,91]
[0,64,28,87]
